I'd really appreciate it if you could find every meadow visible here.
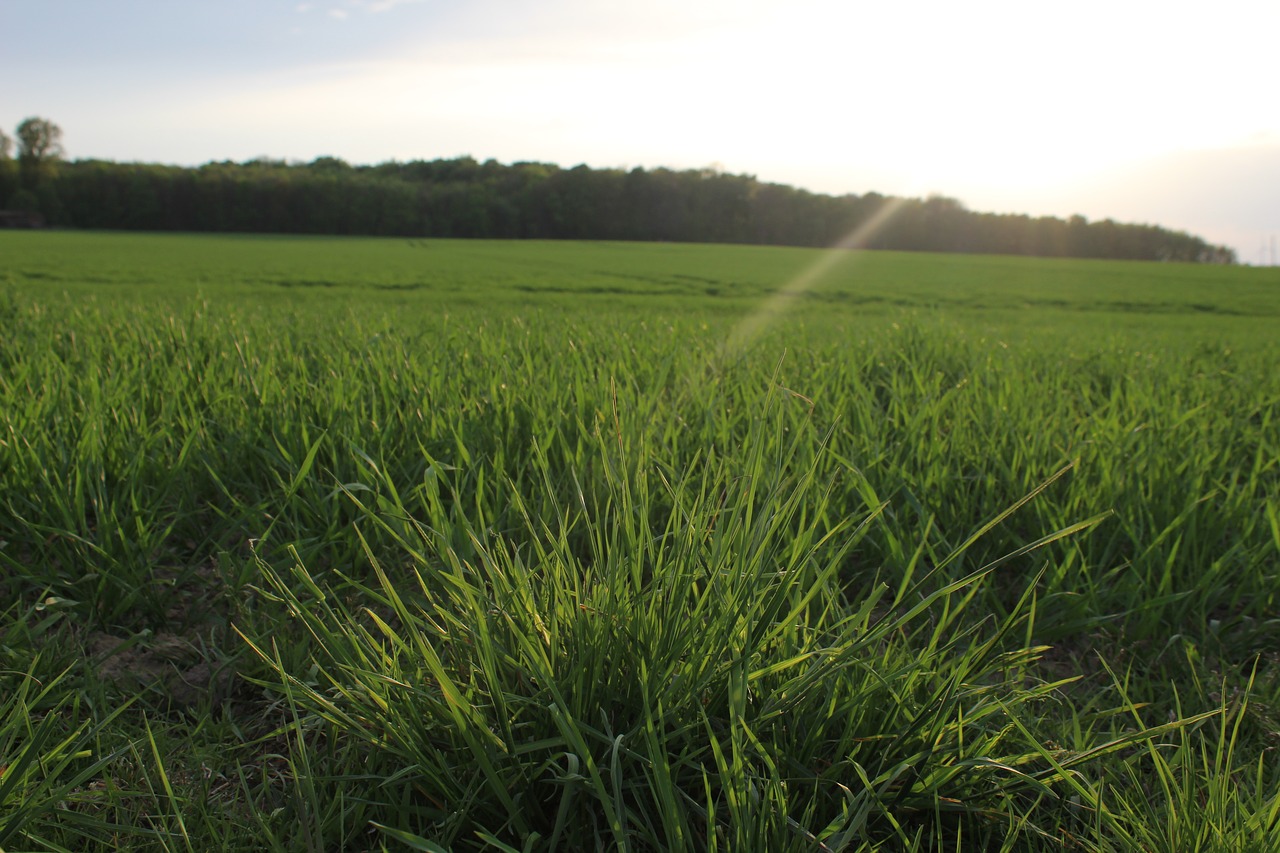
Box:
[1,231,1279,851]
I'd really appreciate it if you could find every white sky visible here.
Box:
[3,0,1278,261]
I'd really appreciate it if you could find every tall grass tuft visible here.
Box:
[244,394,1157,850]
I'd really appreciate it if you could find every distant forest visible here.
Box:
[1,119,1236,263]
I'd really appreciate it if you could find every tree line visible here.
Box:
[1,117,1237,263]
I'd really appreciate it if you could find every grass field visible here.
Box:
[2,231,1279,850]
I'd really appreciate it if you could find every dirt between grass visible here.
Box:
[88,631,239,709]
[67,556,243,708]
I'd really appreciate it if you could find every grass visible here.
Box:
[1,231,1278,850]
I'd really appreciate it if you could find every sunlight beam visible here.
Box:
[724,196,908,354]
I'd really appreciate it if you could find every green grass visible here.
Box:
[1,231,1278,850]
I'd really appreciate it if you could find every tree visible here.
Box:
[16,117,64,189]
[0,129,17,203]
[308,155,353,173]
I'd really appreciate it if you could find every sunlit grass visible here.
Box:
[1,232,1278,849]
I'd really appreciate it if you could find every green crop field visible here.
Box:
[2,231,1279,851]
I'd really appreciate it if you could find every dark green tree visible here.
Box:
[16,117,64,190]
[0,129,18,203]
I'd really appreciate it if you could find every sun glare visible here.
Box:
[724,197,909,353]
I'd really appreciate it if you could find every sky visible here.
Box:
[3,0,1278,262]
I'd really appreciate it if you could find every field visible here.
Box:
[2,231,1279,851]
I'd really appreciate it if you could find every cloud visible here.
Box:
[295,3,313,11]
[316,0,420,18]
[364,0,423,11]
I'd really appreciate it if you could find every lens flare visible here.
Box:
[724,196,908,353]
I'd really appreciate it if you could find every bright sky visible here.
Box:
[3,0,1278,261]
